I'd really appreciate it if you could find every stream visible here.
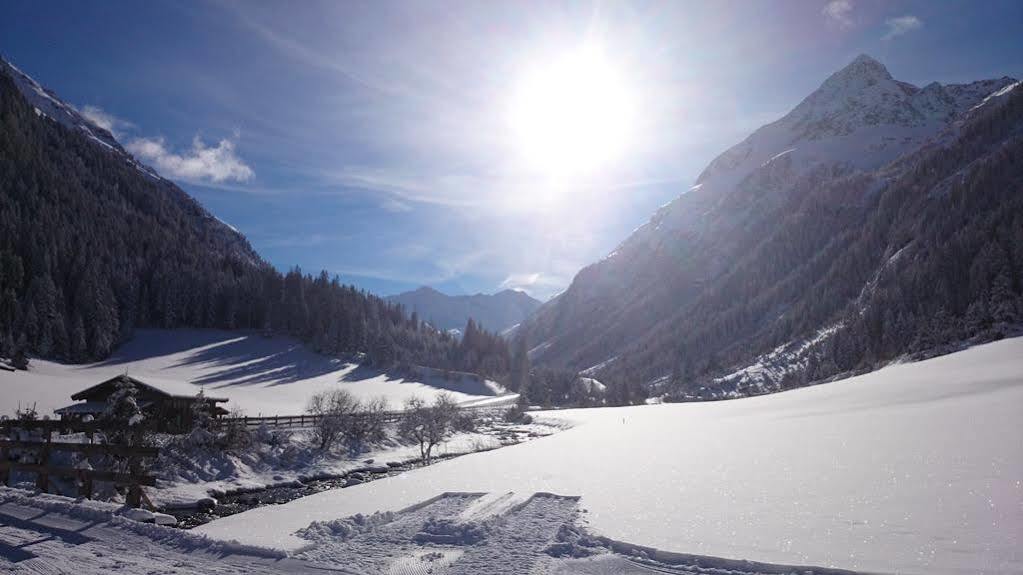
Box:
[164,425,548,529]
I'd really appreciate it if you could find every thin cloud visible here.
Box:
[78,105,134,137]
[498,272,572,297]
[258,232,349,249]
[883,15,923,40]
[500,273,542,291]
[324,167,484,208]
[822,0,854,29]
[126,136,254,183]
[380,198,413,213]
[226,4,405,97]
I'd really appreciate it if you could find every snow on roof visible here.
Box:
[71,375,227,402]
[53,401,107,415]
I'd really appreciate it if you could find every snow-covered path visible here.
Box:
[0,490,354,574]
[197,337,1023,575]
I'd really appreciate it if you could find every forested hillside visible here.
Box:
[519,57,1023,398]
[0,60,510,377]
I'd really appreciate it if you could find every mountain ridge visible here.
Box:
[519,54,1023,398]
[387,285,541,334]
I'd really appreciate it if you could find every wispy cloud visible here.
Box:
[822,0,854,29]
[257,232,349,249]
[883,15,923,40]
[79,105,134,137]
[226,4,408,98]
[499,273,541,291]
[126,135,254,183]
[323,167,483,208]
[498,271,574,298]
[380,198,413,213]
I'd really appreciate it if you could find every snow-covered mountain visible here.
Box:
[628,54,1016,253]
[0,57,160,179]
[0,55,258,265]
[519,54,1023,396]
[697,55,1012,184]
[387,286,541,334]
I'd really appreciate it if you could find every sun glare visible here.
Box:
[509,45,635,177]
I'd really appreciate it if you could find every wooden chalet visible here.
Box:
[54,374,228,433]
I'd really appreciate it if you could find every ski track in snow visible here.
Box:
[1,488,866,575]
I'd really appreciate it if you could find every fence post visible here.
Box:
[126,427,143,508]
[36,427,52,493]
[79,468,94,500]
[0,435,8,487]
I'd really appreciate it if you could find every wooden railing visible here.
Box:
[214,403,509,431]
[0,420,158,508]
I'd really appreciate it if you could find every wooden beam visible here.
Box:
[0,420,107,432]
[0,462,156,486]
[0,440,159,458]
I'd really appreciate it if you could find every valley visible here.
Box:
[2,8,1022,574]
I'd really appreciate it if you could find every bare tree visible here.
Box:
[399,393,459,464]
[307,389,359,450]
[343,395,389,454]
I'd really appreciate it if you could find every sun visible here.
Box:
[508,45,635,177]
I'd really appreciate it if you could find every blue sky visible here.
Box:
[3,0,1021,300]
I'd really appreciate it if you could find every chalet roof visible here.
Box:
[70,375,228,403]
[54,401,107,415]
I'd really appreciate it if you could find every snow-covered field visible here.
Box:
[0,329,510,418]
[196,337,1023,575]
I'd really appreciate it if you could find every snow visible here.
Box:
[213,216,240,234]
[969,80,1021,112]
[197,337,1023,575]
[762,147,796,167]
[712,323,841,395]
[52,401,107,415]
[152,419,556,509]
[0,329,509,418]
[575,377,606,393]
[0,487,350,574]
[579,355,617,376]
[291,492,583,574]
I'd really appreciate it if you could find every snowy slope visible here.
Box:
[197,337,1023,575]
[0,329,507,417]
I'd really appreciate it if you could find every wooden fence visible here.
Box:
[214,403,509,431]
[0,420,158,508]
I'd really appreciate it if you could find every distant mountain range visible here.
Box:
[520,55,1023,397]
[387,286,541,334]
